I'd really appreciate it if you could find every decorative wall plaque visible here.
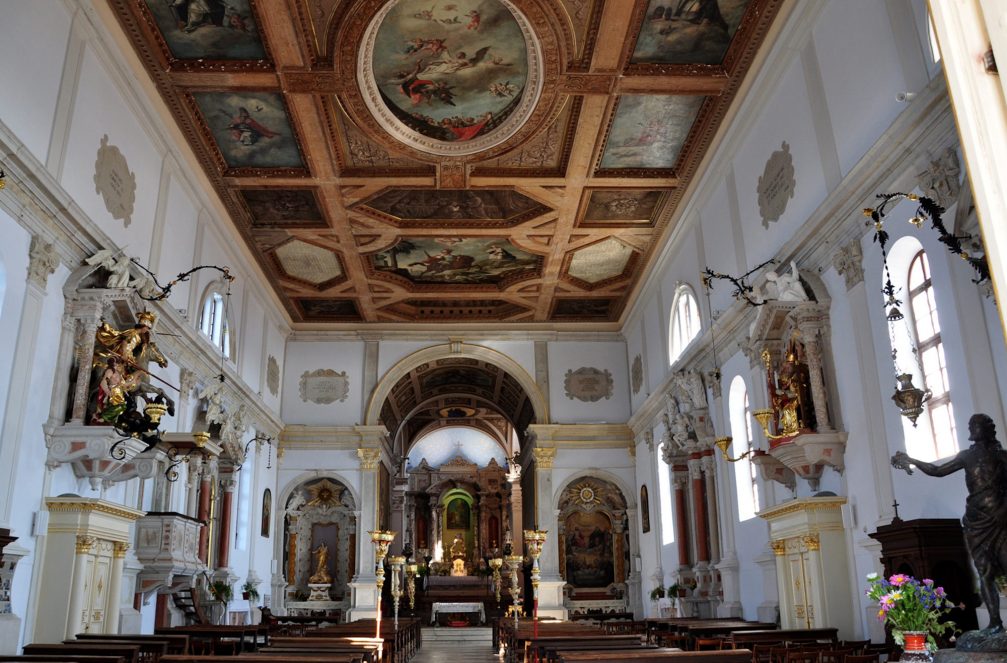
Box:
[631,354,643,395]
[564,367,613,402]
[266,355,280,396]
[757,141,795,228]
[93,134,136,227]
[299,369,349,404]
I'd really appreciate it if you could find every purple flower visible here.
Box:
[923,578,934,587]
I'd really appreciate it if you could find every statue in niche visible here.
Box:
[309,542,332,584]
[892,414,1007,648]
[450,533,467,576]
[763,342,815,436]
[761,261,809,303]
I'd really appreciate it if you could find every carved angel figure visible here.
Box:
[198,378,227,427]
[86,249,132,289]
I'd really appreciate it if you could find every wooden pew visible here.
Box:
[0,657,126,663]
[64,639,168,663]
[156,625,262,654]
[161,656,360,663]
[727,629,838,650]
[22,644,141,663]
[74,633,190,655]
[558,650,754,662]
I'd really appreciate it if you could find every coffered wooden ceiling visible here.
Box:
[110,0,781,326]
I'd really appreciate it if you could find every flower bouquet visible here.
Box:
[865,572,955,652]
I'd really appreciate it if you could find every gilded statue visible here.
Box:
[764,343,815,436]
[450,533,466,560]
[309,542,332,584]
[89,311,174,438]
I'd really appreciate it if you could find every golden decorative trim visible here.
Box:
[532,447,557,469]
[113,542,130,558]
[802,533,820,551]
[76,535,97,554]
[757,496,847,520]
[46,498,145,521]
[357,447,381,470]
[770,539,786,556]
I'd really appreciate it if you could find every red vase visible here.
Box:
[903,632,927,651]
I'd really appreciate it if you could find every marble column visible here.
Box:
[688,457,709,564]
[672,470,691,569]
[66,535,95,637]
[700,453,720,564]
[795,310,833,432]
[216,477,237,569]
[508,474,523,551]
[197,466,213,564]
[531,447,565,618]
[105,542,128,633]
[186,456,202,519]
[347,445,381,620]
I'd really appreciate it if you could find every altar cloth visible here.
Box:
[430,601,486,624]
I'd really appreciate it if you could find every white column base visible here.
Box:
[535,579,568,620]
[347,577,380,621]
[0,614,22,655]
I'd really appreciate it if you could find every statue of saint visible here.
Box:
[309,542,332,584]
[450,533,466,560]
[892,414,1007,638]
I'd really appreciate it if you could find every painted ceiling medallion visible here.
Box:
[358,0,543,156]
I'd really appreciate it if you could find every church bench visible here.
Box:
[64,639,168,662]
[23,644,141,663]
[526,634,644,662]
[0,652,127,656]
[160,656,361,663]
[74,633,191,655]
[539,644,672,663]
[155,626,264,654]
[558,649,754,663]
[727,630,837,649]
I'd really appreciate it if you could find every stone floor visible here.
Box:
[412,626,498,663]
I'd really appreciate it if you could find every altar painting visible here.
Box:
[446,498,471,529]
[564,511,614,588]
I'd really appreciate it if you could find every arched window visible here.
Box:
[199,290,232,360]
[907,250,956,458]
[927,14,941,64]
[729,376,759,520]
[668,285,701,364]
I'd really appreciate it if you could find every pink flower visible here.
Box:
[889,574,909,586]
[923,578,934,587]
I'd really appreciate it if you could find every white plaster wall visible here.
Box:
[547,342,631,424]
[281,342,365,426]
[377,341,431,378]
[0,1,71,162]
[155,174,199,313]
[477,341,536,381]
[0,214,31,448]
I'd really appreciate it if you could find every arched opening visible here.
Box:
[281,476,357,613]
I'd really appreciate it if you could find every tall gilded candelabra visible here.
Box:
[369,530,396,639]
[505,554,523,628]
[389,555,405,629]
[523,529,547,636]
[489,557,504,605]
[405,563,418,612]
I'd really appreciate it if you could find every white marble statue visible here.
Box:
[198,378,227,427]
[761,261,809,302]
[86,249,133,289]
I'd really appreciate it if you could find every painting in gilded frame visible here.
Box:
[564,510,614,588]
[143,0,267,60]
[361,0,541,155]
[370,237,539,285]
[600,95,704,171]
[631,0,751,65]
[192,92,304,169]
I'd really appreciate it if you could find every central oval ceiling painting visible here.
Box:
[359,0,542,156]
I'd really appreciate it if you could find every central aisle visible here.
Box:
[412,626,498,663]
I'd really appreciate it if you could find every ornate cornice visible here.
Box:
[46,498,145,522]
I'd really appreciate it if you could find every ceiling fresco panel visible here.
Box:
[580,189,665,226]
[598,95,704,171]
[191,91,305,169]
[631,0,752,65]
[239,188,327,228]
[141,0,267,60]
[369,237,541,287]
[295,298,363,321]
[355,188,550,227]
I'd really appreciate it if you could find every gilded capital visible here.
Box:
[532,447,556,469]
[770,539,786,556]
[76,535,97,554]
[27,235,59,289]
[357,447,381,470]
[113,541,129,558]
[802,533,820,552]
